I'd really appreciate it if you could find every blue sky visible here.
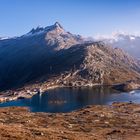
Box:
[0,0,140,37]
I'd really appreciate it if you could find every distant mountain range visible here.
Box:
[96,33,140,59]
[0,23,140,91]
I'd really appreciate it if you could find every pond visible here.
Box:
[0,86,140,113]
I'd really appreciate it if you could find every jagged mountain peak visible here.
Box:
[44,22,64,31]
[3,22,83,52]
[54,22,63,29]
[29,26,44,34]
[25,22,65,37]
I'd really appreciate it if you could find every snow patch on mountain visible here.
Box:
[0,37,13,40]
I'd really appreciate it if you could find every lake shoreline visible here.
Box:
[0,84,102,103]
[0,79,140,104]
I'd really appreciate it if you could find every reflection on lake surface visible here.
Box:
[0,86,140,113]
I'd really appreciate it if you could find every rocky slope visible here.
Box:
[56,42,140,87]
[0,23,140,91]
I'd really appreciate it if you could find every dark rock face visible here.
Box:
[0,23,140,91]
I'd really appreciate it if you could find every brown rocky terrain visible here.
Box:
[0,102,140,140]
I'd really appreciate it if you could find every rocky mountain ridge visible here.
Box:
[50,42,140,87]
[0,23,140,91]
